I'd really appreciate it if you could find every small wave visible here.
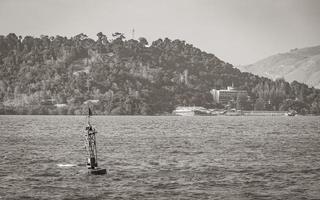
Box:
[57,163,76,167]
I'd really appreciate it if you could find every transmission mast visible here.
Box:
[132,28,135,40]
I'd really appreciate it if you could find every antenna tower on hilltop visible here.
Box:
[132,28,135,39]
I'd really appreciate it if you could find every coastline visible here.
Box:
[0,112,319,116]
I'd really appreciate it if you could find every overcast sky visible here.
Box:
[0,0,319,65]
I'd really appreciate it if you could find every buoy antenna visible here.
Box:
[87,106,92,125]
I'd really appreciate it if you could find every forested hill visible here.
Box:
[0,33,319,115]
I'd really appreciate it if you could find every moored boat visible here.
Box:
[172,106,226,116]
[172,106,210,116]
[285,110,297,116]
[225,109,244,116]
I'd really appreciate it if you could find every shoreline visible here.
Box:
[0,113,319,116]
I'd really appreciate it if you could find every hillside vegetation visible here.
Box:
[0,33,320,115]
[239,45,320,89]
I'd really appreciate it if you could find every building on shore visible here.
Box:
[210,86,248,105]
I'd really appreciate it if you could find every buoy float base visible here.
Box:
[89,168,107,175]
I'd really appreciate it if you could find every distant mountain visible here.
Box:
[238,45,320,89]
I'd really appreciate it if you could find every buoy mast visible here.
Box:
[84,107,106,175]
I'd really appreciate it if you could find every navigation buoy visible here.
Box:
[83,107,106,175]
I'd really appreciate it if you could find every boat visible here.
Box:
[172,106,226,116]
[285,110,297,116]
[225,109,244,116]
[83,107,106,175]
[172,106,208,116]
[208,109,227,115]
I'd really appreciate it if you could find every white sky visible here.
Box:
[0,0,319,65]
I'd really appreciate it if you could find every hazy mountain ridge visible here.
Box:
[239,45,320,88]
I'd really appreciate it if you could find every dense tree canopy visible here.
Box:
[0,33,319,115]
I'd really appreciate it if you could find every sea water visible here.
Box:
[0,115,319,199]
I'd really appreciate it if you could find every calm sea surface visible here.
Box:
[0,115,319,200]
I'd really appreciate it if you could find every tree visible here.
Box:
[138,37,148,47]
[112,32,125,40]
[140,102,151,115]
[280,99,309,114]
[310,100,320,114]
[236,93,248,110]
[254,98,265,110]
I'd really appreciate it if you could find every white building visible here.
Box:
[210,86,248,105]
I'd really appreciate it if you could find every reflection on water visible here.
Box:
[0,115,319,199]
